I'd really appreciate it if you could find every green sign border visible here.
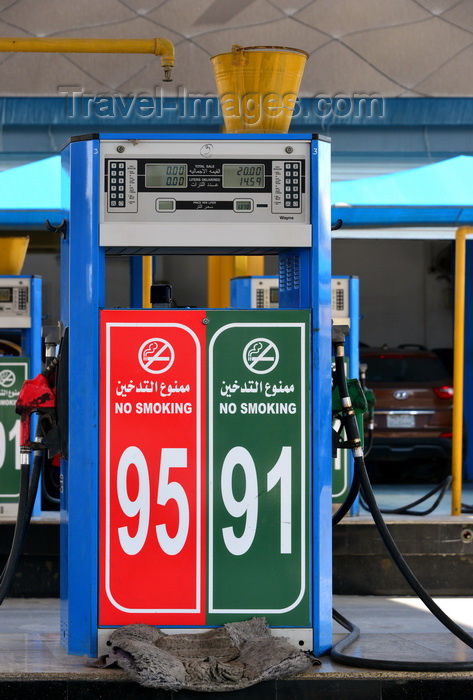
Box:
[0,358,28,501]
[206,310,310,625]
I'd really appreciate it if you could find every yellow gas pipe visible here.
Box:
[0,37,174,80]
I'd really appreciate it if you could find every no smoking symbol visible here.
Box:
[243,338,279,375]
[138,338,175,374]
[0,369,16,388]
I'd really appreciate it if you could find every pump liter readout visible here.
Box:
[100,139,311,253]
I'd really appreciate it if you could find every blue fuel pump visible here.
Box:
[59,133,332,657]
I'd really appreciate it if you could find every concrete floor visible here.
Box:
[1,595,473,679]
[2,480,473,686]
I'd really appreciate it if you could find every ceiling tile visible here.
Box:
[268,0,317,13]
[442,0,473,32]
[415,0,463,13]
[148,0,282,37]
[1,0,134,36]
[300,40,402,96]
[46,16,181,42]
[117,0,170,13]
[0,53,108,95]
[397,89,426,96]
[296,0,430,37]
[343,17,472,88]
[414,43,473,94]
[193,0,267,26]
[0,18,29,37]
[195,17,328,57]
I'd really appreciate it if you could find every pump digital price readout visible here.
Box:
[222,164,265,188]
[145,164,187,188]
[144,164,265,189]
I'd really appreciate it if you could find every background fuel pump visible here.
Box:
[0,275,42,517]
[231,273,361,510]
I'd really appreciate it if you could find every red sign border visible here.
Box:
[100,314,205,619]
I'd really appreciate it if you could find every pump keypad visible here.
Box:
[109,162,126,207]
[18,287,28,310]
[271,160,303,214]
[284,162,300,208]
[106,159,138,213]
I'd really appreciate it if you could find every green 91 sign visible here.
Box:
[207,311,310,627]
[0,358,28,509]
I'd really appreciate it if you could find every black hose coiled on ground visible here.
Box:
[331,344,473,670]
[358,475,452,516]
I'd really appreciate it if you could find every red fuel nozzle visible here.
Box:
[15,373,57,458]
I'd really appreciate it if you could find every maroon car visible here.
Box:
[360,346,453,472]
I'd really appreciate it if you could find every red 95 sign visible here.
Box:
[99,311,206,626]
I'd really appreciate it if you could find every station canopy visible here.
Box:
[1,152,473,233]
[0,155,61,227]
[331,155,473,230]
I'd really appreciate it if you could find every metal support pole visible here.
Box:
[207,256,264,308]
[452,227,473,515]
[142,256,152,308]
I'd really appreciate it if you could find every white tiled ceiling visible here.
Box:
[0,0,472,96]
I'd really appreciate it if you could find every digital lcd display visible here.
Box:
[235,201,252,211]
[0,288,12,303]
[157,200,175,211]
[223,164,265,188]
[145,164,187,188]
[270,287,279,303]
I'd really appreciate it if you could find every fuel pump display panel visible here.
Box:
[100,139,311,251]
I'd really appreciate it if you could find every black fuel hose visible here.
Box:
[0,443,44,604]
[363,427,374,458]
[332,469,361,526]
[0,356,60,603]
[359,475,452,516]
[331,348,473,670]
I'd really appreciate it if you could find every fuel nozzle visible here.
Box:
[163,65,173,82]
[151,283,174,308]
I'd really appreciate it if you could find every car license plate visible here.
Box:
[387,414,415,428]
